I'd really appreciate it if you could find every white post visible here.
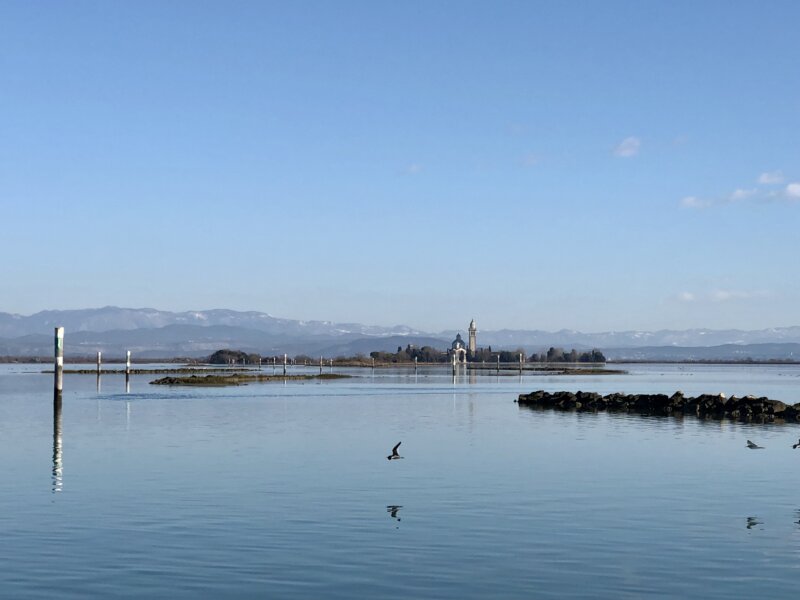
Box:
[54,326,64,396]
[96,350,102,374]
[126,350,131,375]
[320,356,323,374]
[283,353,287,376]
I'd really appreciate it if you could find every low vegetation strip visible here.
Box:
[150,373,350,386]
[516,390,800,422]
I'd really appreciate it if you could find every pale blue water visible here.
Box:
[3,363,800,598]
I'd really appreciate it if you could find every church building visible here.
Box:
[449,319,478,363]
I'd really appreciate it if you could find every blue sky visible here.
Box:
[1,1,798,332]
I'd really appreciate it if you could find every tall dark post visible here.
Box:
[283,353,287,376]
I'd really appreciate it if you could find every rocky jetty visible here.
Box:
[516,390,800,422]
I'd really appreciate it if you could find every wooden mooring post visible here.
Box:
[283,353,287,376]
[96,351,102,374]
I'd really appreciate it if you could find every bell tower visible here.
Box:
[468,319,477,354]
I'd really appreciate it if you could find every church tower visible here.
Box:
[468,318,477,354]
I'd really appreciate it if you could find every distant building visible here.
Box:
[449,319,478,364]
[468,319,477,354]
[450,333,467,363]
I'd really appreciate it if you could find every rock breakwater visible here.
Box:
[516,390,800,422]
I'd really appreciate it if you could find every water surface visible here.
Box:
[2,363,800,598]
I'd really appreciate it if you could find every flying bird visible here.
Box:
[746,440,764,449]
[793,439,800,449]
[387,442,403,460]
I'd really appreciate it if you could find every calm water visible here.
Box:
[3,363,800,598]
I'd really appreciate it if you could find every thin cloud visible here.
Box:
[680,180,799,209]
[676,289,771,303]
[758,170,784,185]
[613,136,641,158]
[710,289,770,302]
[521,153,539,167]
[680,196,711,209]
[729,188,758,201]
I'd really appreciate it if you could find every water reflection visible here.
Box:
[746,516,763,530]
[96,374,101,393]
[125,374,130,394]
[386,505,402,528]
[52,391,63,494]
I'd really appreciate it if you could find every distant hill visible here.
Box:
[1,307,800,360]
[0,306,420,339]
[603,343,800,362]
[473,327,800,350]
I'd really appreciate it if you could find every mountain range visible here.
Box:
[1,306,800,360]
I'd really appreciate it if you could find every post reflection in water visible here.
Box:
[386,505,402,528]
[96,374,101,394]
[125,374,130,394]
[52,390,63,494]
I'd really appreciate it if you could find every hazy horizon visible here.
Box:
[1,304,799,336]
[2,2,798,332]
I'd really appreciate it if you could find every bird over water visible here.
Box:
[387,442,403,460]
[746,440,764,449]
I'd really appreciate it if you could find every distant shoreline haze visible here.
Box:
[0,307,799,361]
